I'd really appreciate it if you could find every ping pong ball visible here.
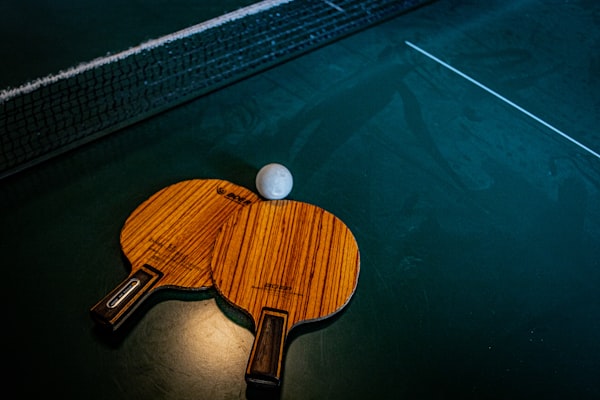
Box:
[256,163,293,200]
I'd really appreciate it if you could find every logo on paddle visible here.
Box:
[217,187,253,205]
[265,283,292,291]
[252,282,303,297]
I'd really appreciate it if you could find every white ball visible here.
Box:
[255,163,293,200]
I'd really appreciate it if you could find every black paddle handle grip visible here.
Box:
[246,308,288,387]
[90,264,162,331]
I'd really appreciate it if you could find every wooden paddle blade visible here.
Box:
[212,200,360,387]
[246,308,288,387]
[90,264,163,331]
[90,179,260,332]
[212,200,360,328]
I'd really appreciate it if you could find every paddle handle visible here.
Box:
[90,264,163,331]
[246,308,288,387]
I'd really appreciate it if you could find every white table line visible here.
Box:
[405,40,600,160]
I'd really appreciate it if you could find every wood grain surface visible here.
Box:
[90,179,260,330]
[211,200,360,386]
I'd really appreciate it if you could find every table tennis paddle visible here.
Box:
[211,200,360,387]
[90,179,260,331]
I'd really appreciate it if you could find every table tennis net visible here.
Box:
[0,0,433,179]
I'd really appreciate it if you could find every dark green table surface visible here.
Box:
[2,1,599,399]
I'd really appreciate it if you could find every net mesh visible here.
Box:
[0,0,433,178]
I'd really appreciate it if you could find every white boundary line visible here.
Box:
[0,0,294,101]
[405,40,600,160]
